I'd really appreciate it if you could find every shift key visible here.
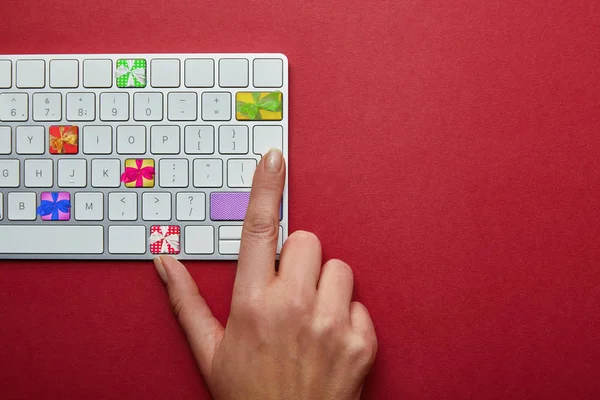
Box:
[210,192,282,221]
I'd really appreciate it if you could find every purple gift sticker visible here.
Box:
[210,192,283,221]
[37,192,71,221]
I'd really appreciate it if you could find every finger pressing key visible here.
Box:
[235,148,286,290]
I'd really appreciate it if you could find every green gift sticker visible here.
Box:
[116,59,147,88]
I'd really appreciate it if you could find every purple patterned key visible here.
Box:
[210,192,283,221]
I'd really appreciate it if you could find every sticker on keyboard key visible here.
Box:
[49,125,79,154]
[116,59,147,88]
[149,225,180,255]
[37,192,71,221]
[210,191,283,221]
[236,91,282,121]
[121,158,155,188]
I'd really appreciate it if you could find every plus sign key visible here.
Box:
[201,92,231,121]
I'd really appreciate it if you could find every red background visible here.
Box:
[1,0,600,399]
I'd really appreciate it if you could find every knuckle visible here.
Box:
[285,296,310,315]
[346,333,378,365]
[243,212,279,240]
[311,314,342,338]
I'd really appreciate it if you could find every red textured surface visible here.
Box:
[1,0,600,399]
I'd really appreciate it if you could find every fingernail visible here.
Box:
[153,257,168,284]
[265,148,283,173]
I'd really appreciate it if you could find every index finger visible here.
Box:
[235,148,286,291]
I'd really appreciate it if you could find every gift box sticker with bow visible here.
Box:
[37,192,71,221]
[236,91,283,121]
[150,225,181,255]
[49,125,78,154]
[121,159,155,188]
[116,59,147,88]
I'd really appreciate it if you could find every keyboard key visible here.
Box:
[158,159,188,187]
[151,59,180,88]
[227,159,256,188]
[142,192,171,221]
[219,125,248,154]
[202,92,231,121]
[83,59,112,88]
[100,92,130,121]
[219,59,248,87]
[8,192,36,220]
[66,93,95,121]
[16,126,45,154]
[74,192,103,221]
[0,226,104,254]
[168,92,197,121]
[117,125,146,154]
[58,159,87,187]
[193,159,223,188]
[0,193,3,219]
[0,127,11,154]
[49,125,79,154]
[0,60,11,88]
[116,59,147,88]
[38,192,71,221]
[253,125,283,156]
[82,126,112,154]
[184,226,214,254]
[108,192,137,221]
[151,125,180,154]
[24,159,53,187]
[49,59,79,88]
[210,191,283,221]
[185,59,214,88]
[219,240,240,254]
[149,225,180,254]
[253,58,283,88]
[0,93,28,122]
[122,158,155,188]
[218,225,283,255]
[16,60,45,88]
[91,158,121,187]
[236,91,282,121]
[176,192,205,221]
[133,92,163,121]
[184,125,214,154]
[33,93,62,122]
[108,225,146,254]
[0,160,19,187]
[219,225,242,240]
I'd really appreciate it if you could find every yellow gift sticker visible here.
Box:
[236,91,282,121]
[121,159,155,188]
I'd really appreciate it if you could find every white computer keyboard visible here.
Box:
[0,53,288,260]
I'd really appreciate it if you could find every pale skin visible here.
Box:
[154,148,377,400]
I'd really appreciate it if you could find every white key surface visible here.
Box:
[159,159,188,187]
[33,93,62,122]
[253,125,283,155]
[151,59,180,88]
[185,125,214,154]
[0,160,19,187]
[176,192,205,221]
[24,159,53,187]
[193,159,223,187]
[16,60,45,88]
[83,59,112,88]
[134,92,163,121]
[219,125,248,154]
[50,60,79,88]
[100,93,129,121]
[201,92,231,121]
[108,226,146,254]
[253,58,283,88]
[0,127,11,154]
[219,240,240,254]
[151,125,180,154]
[168,92,197,121]
[117,125,146,154]
[74,192,103,221]
[185,226,214,254]
[8,192,36,220]
[16,126,44,154]
[83,126,113,154]
[0,93,28,122]
[58,159,87,187]
[66,92,95,121]
[227,159,256,188]
[0,61,11,89]
[219,59,248,87]
[142,192,171,220]
[219,225,242,240]
[91,159,121,187]
[185,59,214,88]
[0,226,104,254]
[109,192,137,221]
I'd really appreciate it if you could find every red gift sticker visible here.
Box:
[49,125,79,154]
[149,225,181,255]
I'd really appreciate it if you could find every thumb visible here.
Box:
[154,256,224,377]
